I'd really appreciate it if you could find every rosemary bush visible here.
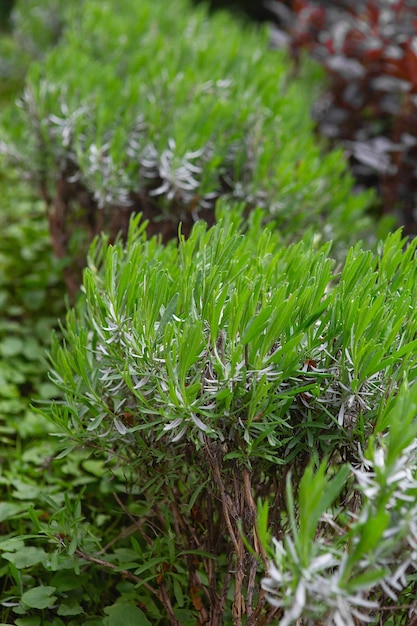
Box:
[42,214,417,625]
[0,0,379,295]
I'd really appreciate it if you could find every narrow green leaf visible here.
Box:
[155,292,179,343]
[241,305,273,345]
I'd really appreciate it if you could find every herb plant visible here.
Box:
[1,0,378,295]
[38,214,417,624]
[1,1,415,624]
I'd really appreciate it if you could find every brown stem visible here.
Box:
[158,582,181,626]
[246,555,257,619]
[232,466,246,626]
[219,551,233,618]
[74,547,157,595]
[243,469,268,567]
[113,492,153,546]
[168,484,215,622]
[206,443,240,554]
[169,483,202,550]
[247,590,269,626]
[99,522,139,554]
[205,441,245,625]
[188,567,210,625]
[206,493,224,621]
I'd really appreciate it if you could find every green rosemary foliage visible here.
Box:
[43,216,417,624]
[1,0,381,294]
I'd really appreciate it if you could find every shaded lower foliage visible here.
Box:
[0,0,14,31]
[193,0,278,23]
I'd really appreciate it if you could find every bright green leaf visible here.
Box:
[103,603,151,626]
[21,586,57,610]
[2,547,48,569]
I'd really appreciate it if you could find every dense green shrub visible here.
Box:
[38,214,417,624]
[0,2,409,624]
[9,0,78,56]
[1,0,381,295]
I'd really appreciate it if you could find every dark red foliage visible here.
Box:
[270,0,417,233]
[197,0,417,232]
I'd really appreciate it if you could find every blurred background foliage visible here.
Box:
[196,0,417,236]
[0,0,386,298]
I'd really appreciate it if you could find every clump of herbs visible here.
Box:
[1,0,379,296]
[2,2,417,624]
[39,213,417,624]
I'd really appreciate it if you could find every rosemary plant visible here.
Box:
[0,0,380,295]
[43,215,417,624]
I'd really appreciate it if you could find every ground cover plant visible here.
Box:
[0,166,149,626]
[0,159,97,626]
[27,213,417,625]
[0,10,110,621]
[0,0,380,297]
[0,162,64,424]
